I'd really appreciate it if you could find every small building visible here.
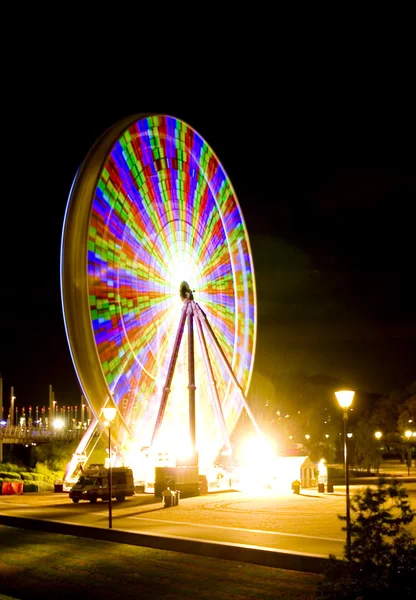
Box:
[300,456,318,488]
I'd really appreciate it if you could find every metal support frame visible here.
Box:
[194,311,231,452]
[149,296,261,456]
[64,291,261,483]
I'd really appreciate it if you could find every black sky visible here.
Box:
[1,50,415,411]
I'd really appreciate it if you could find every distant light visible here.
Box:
[305,434,310,440]
[0,420,6,426]
[405,430,412,439]
[375,431,382,440]
[325,434,329,439]
[52,418,65,430]
[347,433,353,438]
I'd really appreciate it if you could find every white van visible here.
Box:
[69,466,135,503]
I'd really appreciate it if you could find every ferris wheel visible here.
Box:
[61,114,260,483]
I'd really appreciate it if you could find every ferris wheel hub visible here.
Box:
[179,281,193,301]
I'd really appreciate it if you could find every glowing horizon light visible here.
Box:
[52,418,65,430]
[61,114,257,480]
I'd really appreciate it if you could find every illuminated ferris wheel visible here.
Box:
[60,114,260,483]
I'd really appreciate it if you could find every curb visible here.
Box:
[0,514,328,575]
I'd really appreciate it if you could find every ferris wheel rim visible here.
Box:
[61,113,257,442]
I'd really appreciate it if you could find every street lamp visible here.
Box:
[102,407,117,529]
[404,430,412,476]
[335,390,355,561]
[375,431,382,440]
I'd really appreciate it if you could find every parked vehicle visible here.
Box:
[69,465,135,503]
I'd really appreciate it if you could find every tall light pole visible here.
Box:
[404,430,412,476]
[102,407,117,529]
[335,390,355,561]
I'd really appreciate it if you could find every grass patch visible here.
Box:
[0,526,321,599]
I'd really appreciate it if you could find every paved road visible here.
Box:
[2,483,415,559]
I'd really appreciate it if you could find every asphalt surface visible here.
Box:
[1,480,416,562]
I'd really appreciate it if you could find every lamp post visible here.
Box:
[335,390,355,561]
[404,430,412,476]
[102,407,117,529]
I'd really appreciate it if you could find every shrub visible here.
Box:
[31,473,47,482]
[23,483,39,493]
[317,478,416,598]
[0,471,21,480]
[0,463,22,473]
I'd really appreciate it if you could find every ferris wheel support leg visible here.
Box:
[187,302,196,455]
[150,301,189,447]
[193,305,232,453]
[194,303,263,439]
[63,416,99,482]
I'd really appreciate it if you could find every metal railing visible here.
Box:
[0,425,84,443]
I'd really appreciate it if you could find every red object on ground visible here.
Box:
[1,481,23,495]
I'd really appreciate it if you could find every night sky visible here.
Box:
[1,61,415,413]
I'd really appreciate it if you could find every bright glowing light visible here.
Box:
[405,430,412,439]
[237,435,278,490]
[375,431,382,440]
[167,251,200,302]
[335,390,355,409]
[318,459,327,483]
[53,418,65,430]
[102,407,117,423]
[305,434,310,440]
[347,433,353,438]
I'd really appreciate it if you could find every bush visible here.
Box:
[23,483,39,493]
[0,471,21,480]
[31,473,47,482]
[0,462,62,492]
[317,478,416,598]
[33,462,63,482]
[0,463,22,473]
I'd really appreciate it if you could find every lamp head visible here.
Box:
[102,407,117,423]
[335,390,355,410]
[405,430,412,439]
